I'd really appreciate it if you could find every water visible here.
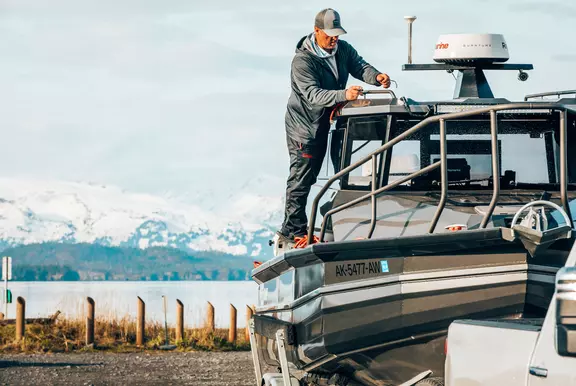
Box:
[2,281,259,329]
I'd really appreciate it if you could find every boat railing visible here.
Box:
[524,90,576,101]
[307,103,576,244]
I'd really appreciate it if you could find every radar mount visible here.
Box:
[403,25,533,99]
[403,63,533,99]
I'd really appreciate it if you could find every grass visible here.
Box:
[0,316,251,353]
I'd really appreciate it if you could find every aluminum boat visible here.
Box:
[248,22,576,386]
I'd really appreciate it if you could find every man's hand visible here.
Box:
[376,73,391,89]
[345,86,363,101]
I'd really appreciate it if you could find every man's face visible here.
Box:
[314,27,338,51]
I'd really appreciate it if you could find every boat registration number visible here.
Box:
[335,261,388,277]
[325,258,393,284]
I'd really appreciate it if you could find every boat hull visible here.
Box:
[251,230,571,385]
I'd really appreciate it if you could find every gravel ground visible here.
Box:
[0,352,259,385]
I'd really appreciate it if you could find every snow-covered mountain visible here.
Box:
[0,176,286,258]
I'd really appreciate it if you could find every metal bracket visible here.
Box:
[276,329,292,386]
[249,319,263,386]
[397,370,433,386]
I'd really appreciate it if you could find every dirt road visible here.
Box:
[0,351,257,385]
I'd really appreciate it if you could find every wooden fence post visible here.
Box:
[229,304,237,343]
[245,305,254,341]
[137,296,145,346]
[206,302,214,332]
[176,299,184,341]
[16,297,25,341]
[86,297,95,346]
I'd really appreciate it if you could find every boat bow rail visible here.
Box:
[307,102,576,245]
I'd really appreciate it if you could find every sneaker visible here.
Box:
[294,234,320,248]
[269,231,296,256]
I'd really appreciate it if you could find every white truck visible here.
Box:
[445,256,576,385]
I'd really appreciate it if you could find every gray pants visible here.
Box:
[280,134,328,239]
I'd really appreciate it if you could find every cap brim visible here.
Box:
[323,27,347,37]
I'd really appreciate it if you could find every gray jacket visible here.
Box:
[285,34,382,145]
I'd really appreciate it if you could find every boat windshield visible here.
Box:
[346,131,559,190]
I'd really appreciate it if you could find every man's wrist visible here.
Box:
[337,89,348,103]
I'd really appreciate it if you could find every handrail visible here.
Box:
[307,102,576,245]
[319,161,442,241]
[360,89,397,99]
[524,90,576,101]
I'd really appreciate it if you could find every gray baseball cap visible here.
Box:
[315,8,347,36]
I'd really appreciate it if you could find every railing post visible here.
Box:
[137,296,145,346]
[429,119,448,233]
[367,154,378,239]
[245,305,253,341]
[480,110,500,228]
[86,297,95,346]
[176,299,184,342]
[206,302,215,332]
[560,110,573,225]
[16,296,25,341]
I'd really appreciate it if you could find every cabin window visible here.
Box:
[346,140,384,187]
[500,134,549,184]
[335,116,562,191]
[388,140,420,185]
[424,134,498,186]
[386,131,554,189]
[346,139,422,186]
[428,133,550,184]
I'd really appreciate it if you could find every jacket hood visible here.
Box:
[296,33,338,58]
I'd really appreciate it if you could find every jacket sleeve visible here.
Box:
[345,43,381,86]
[292,56,348,107]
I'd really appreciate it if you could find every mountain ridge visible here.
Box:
[5,242,255,281]
[0,176,286,261]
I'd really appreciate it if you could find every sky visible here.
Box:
[1,0,575,205]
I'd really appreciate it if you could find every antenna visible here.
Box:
[404,16,417,64]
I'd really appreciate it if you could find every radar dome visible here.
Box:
[433,34,509,64]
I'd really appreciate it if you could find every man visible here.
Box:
[272,8,391,255]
